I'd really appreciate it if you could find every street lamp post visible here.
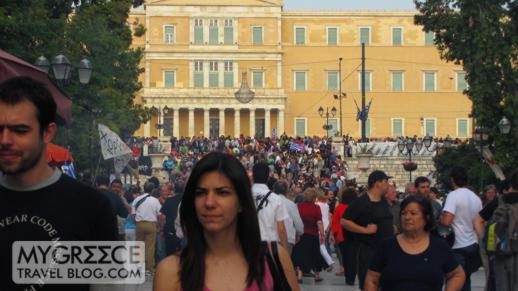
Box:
[473,126,490,193]
[153,106,170,137]
[397,136,438,183]
[318,106,336,138]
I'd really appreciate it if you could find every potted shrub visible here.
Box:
[357,143,373,171]
[402,161,418,172]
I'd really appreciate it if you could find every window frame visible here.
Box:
[326,26,339,46]
[193,18,204,45]
[193,60,204,88]
[252,26,264,45]
[163,70,176,88]
[359,26,371,46]
[294,117,308,137]
[327,71,339,91]
[391,117,405,137]
[223,61,234,88]
[251,70,265,89]
[163,25,175,44]
[423,117,437,137]
[391,71,404,92]
[423,71,437,92]
[293,71,307,91]
[456,71,468,92]
[294,26,307,45]
[358,71,372,92]
[391,26,403,46]
[425,31,434,46]
[224,19,234,45]
[208,19,219,45]
[456,118,470,138]
[208,61,219,88]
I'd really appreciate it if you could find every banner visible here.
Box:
[98,124,132,160]
[114,153,132,174]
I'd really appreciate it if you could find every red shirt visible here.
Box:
[330,203,349,243]
[298,201,322,236]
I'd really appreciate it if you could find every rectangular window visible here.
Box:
[425,119,436,136]
[164,25,175,44]
[224,19,233,45]
[223,61,233,88]
[457,119,468,138]
[392,27,402,46]
[295,27,306,45]
[327,27,338,45]
[392,71,403,92]
[359,71,372,92]
[424,72,436,92]
[392,118,403,137]
[360,27,370,45]
[209,61,218,88]
[194,61,204,88]
[457,71,467,92]
[328,118,338,137]
[327,71,338,91]
[252,71,264,88]
[209,19,218,45]
[194,19,203,45]
[295,118,306,137]
[425,31,434,46]
[164,71,175,88]
[294,71,306,91]
[252,26,263,45]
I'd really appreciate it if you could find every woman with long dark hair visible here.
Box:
[154,152,299,291]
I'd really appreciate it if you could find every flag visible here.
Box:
[363,98,373,120]
[289,141,301,152]
[61,161,76,179]
[98,124,132,160]
[114,153,132,174]
[353,98,362,121]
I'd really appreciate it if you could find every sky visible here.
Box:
[283,0,417,10]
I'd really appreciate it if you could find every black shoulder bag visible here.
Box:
[264,241,292,291]
[257,191,272,212]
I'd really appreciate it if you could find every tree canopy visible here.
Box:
[415,0,518,175]
[0,0,149,173]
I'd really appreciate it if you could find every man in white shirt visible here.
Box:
[132,182,162,274]
[252,162,289,250]
[273,180,303,254]
[441,166,482,291]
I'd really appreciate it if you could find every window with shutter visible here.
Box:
[295,118,306,137]
[360,27,370,45]
[327,27,337,45]
[457,72,467,92]
[224,61,233,88]
[252,71,264,88]
[327,71,338,91]
[164,71,175,88]
[194,19,203,44]
[224,19,233,45]
[252,26,263,45]
[209,61,218,88]
[209,19,218,45]
[392,119,403,137]
[458,119,468,137]
[392,71,403,92]
[164,26,174,44]
[295,27,305,45]
[295,72,306,91]
[392,27,402,46]
[424,72,436,92]
[194,61,204,88]
[425,31,434,46]
[425,119,436,136]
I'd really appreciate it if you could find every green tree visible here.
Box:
[415,0,518,176]
[1,0,149,173]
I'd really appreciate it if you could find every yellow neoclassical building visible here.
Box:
[130,0,472,139]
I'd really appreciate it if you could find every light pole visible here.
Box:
[338,57,343,137]
[153,106,170,137]
[473,126,490,193]
[318,106,336,138]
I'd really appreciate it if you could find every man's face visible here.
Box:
[110,183,123,195]
[416,182,431,198]
[386,185,397,202]
[377,179,390,195]
[0,100,55,176]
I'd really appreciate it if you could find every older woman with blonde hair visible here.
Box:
[291,188,328,283]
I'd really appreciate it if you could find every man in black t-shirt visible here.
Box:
[341,170,394,289]
[160,183,183,256]
[0,77,118,290]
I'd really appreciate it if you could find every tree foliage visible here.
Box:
[0,0,149,172]
[415,0,518,175]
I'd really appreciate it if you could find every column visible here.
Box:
[234,109,240,138]
[173,108,179,138]
[144,120,151,137]
[188,108,195,137]
[265,108,271,138]
[278,109,285,135]
[159,106,164,137]
[204,109,210,138]
[219,108,225,136]
[249,108,255,138]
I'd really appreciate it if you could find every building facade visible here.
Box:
[130,0,472,139]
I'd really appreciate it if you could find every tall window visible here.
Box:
[194,19,203,44]
[425,31,434,46]
[294,71,306,91]
[327,71,338,91]
[424,118,436,136]
[295,118,306,137]
[164,71,175,88]
[359,71,372,92]
[252,26,263,45]
[209,61,219,88]
[194,61,204,88]
[252,71,264,88]
[457,71,467,92]
[164,25,175,44]
[457,119,468,138]
[224,19,233,45]
[392,71,403,92]
[327,27,338,45]
[424,71,436,92]
[209,19,218,45]
[295,27,306,45]
[359,27,370,45]
[392,118,403,137]
[392,27,402,46]
[224,61,233,88]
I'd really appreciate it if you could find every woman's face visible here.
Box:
[194,171,241,234]
[400,202,427,233]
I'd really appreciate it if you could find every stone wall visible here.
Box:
[345,156,435,191]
